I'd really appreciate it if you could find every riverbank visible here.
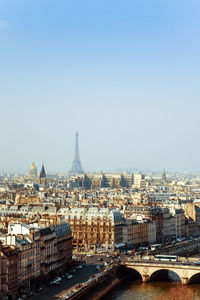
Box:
[55,265,121,300]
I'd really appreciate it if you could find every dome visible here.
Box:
[29,161,37,177]
[30,161,37,170]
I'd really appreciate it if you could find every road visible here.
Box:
[30,254,119,300]
[31,264,98,300]
[30,249,200,299]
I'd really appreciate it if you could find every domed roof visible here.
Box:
[30,161,37,171]
[29,161,37,177]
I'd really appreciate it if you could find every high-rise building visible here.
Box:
[162,169,167,181]
[69,132,84,175]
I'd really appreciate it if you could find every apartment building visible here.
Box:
[1,246,18,300]
[63,207,123,251]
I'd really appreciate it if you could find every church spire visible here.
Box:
[39,164,47,185]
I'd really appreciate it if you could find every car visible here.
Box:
[53,277,62,285]
[53,276,61,281]
[78,264,83,269]
[86,254,93,257]
[96,265,101,270]
[71,268,76,273]
[67,274,73,279]
[36,287,43,293]
[98,257,103,261]
[106,254,111,258]
[46,281,54,287]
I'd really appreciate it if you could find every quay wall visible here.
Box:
[85,275,121,300]
[70,267,122,300]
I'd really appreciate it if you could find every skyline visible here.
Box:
[1,1,200,172]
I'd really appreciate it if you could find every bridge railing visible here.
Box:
[123,257,199,266]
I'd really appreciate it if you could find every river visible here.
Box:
[103,253,200,300]
[103,280,200,300]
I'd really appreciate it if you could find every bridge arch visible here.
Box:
[188,272,200,284]
[125,266,183,283]
[148,269,181,283]
[124,261,200,285]
[117,266,142,281]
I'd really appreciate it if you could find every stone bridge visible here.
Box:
[123,258,200,285]
[155,239,200,256]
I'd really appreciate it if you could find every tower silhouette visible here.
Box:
[162,169,167,181]
[39,164,47,185]
[69,132,84,175]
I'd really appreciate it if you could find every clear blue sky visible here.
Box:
[0,0,200,173]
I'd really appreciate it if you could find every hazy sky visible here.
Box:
[1,0,200,173]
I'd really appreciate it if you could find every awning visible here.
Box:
[115,243,125,248]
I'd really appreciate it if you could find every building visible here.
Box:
[54,223,72,271]
[39,164,46,185]
[0,222,72,297]
[39,222,72,277]
[62,208,123,251]
[162,169,167,182]
[1,245,18,300]
[29,162,37,178]
[7,223,41,292]
[134,173,147,189]
[123,217,156,247]
[185,203,200,235]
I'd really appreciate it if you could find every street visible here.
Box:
[31,264,98,300]
[27,253,123,300]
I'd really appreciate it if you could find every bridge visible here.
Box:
[123,257,200,285]
[154,239,200,256]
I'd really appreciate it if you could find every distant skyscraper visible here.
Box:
[162,169,167,181]
[29,161,37,177]
[69,132,84,175]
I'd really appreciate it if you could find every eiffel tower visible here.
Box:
[69,132,84,175]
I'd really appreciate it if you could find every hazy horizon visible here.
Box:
[1,1,200,172]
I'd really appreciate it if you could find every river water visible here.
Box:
[103,280,200,300]
[104,253,200,300]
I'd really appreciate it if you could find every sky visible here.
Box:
[0,0,200,173]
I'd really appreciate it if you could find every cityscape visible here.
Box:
[1,1,200,300]
[1,133,200,299]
